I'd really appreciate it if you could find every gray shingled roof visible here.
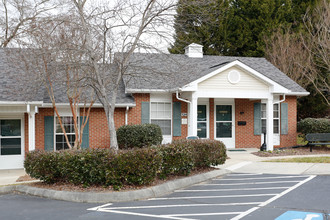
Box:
[0,49,135,105]
[123,53,307,93]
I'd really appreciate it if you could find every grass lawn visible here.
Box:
[265,156,330,163]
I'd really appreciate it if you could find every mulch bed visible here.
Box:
[253,145,330,157]
[20,167,216,193]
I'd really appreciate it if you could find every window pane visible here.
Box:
[261,104,266,111]
[216,122,232,138]
[197,122,207,138]
[274,119,279,133]
[261,111,267,118]
[151,103,157,111]
[158,103,164,111]
[165,103,171,111]
[151,119,171,135]
[1,138,21,155]
[197,105,207,122]
[1,120,21,136]
[261,119,266,133]
[274,111,279,118]
[216,105,232,121]
[273,104,279,111]
[56,125,62,133]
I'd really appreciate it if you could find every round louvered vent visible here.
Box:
[228,70,241,84]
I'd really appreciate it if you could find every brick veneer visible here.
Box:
[127,93,150,125]
[209,98,214,139]
[25,94,297,153]
[279,96,297,148]
[235,99,261,148]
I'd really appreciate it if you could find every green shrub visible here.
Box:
[157,142,194,178]
[24,139,227,189]
[24,150,62,183]
[24,148,161,188]
[297,118,330,135]
[117,124,163,149]
[190,139,227,168]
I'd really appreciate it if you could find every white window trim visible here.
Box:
[150,102,172,137]
[0,117,24,157]
[261,103,280,135]
[197,101,209,139]
[53,107,80,151]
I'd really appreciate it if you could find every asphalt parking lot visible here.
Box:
[87,173,316,220]
[1,173,329,220]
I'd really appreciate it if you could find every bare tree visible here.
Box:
[265,0,330,106]
[67,0,176,150]
[0,0,62,47]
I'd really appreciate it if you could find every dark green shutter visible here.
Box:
[281,103,288,135]
[141,102,150,124]
[44,116,54,151]
[80,116,89,149]
[173,102,181,137]
[254,103,262,135]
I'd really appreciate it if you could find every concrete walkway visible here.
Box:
[218,148,330,175]
[0,169,26,186]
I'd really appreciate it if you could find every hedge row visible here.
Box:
[24,139,226,189]
[297,118,330,135]
[117,124,163,149]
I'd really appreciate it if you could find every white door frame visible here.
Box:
[214,99,235,148]
[0,115,25,170]
[197,100,209,139]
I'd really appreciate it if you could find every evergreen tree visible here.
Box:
[169,0,319,57]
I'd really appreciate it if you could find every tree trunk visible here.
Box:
[104,103,118,151]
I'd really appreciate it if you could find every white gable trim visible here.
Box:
[181,60,290,94]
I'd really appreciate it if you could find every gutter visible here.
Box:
[176,91,191,103]
[274,94,286,104]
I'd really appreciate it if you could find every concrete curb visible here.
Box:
[2,169,230,203]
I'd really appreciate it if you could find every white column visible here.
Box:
[28,110,36,151]
[188,92,198,136]
[266,97,274,151]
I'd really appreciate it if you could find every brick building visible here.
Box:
[0,44,309,169]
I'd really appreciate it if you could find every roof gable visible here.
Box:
[183,60,289,93]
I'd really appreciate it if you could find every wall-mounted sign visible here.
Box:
[219,111,228,114]
[181,118,188,124]
[181,113,187,117]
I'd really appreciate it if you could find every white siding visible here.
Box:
[198,66,269,97]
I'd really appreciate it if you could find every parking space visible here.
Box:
[88,173,315,220]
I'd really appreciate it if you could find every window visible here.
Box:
[150,102,171,135]
[261,103,280,134]
[55,117,76,151]
[0,120,21,155]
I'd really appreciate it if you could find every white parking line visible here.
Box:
[149,193,277,200]
[164,212,243,217]
[95,208,196,220]
[202,180,301,186]
[217,175,309,181]
[231,175,316,220]
[176,186,290,192]
[99,202,262,210]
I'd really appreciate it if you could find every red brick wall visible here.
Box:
[209,98,214,139]
[279,96,297,148]
[87,108,126,148]
[35,108,54,151]
[172,94,188,140]
[127,93,150,125]
[235,99,261,148]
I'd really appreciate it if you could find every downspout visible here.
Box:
[125,106,129,125]
[273,94,286,104]
[176,90,191,103]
